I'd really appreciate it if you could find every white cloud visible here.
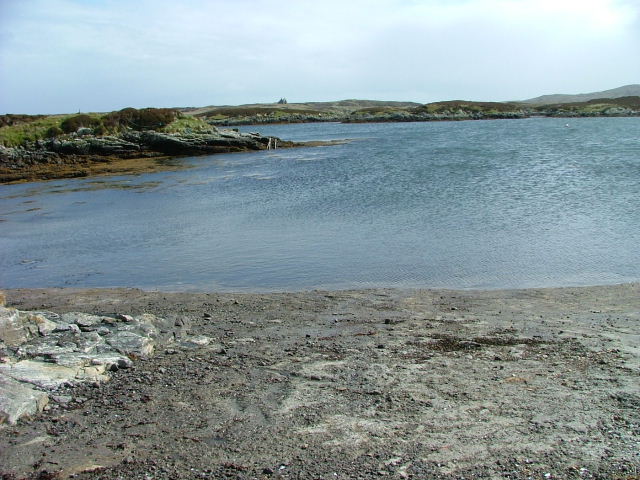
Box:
[0,0,638,113]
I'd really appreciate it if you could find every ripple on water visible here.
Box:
[1,117,639,290]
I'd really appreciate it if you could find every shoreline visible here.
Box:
[0,139,348,185]
[1,283,638,478]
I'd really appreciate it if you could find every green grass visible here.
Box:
[0,108,190,147]
[0,115,68,146]
[197,107,324,118]
[162,115,215,133]
[413,101,525,115]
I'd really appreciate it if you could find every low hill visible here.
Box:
[184,100,421,117]
[523,84,640,105]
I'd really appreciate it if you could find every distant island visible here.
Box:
[185,84,640,125]
[2,85,638,183]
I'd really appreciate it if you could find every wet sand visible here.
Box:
[1,283,639,479]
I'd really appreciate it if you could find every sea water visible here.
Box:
[1,117,639,291]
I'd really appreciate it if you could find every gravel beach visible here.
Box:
[1,284,639,479]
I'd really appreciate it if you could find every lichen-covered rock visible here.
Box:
[48,352,132,371]
[26,313,58,336]
[0,360,109,389]
[106,331,155,359]
[0,307,30,347]
[0,305,210,424]
[60,312,103,330]
[0,375,49,424]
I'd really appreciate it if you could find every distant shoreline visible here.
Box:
[1,103,637,184]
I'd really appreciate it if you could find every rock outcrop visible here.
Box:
[0,127,294,182]
[0,306,209,424]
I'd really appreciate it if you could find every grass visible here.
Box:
[162,116,215,134]
[533,96,640,113]
[0,108,188,147]
[0,115,68,147]
[413,101,526,114]
[197,107,324,118]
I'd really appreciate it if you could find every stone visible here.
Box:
[68,324,81,334]
[96,326,111,336]
[106,331,155,359]
[181,335,212,347]
[0,359,109,389]
[73,331,105,353]
[48,351,132,371]
[52,322,77,333]
[61,312,103,329]
[0,306,30,347]
[89,353,133,370]
[30,314,58,336]
[17,337,77,357]
[51,394,72,404]
[0,374,49,424]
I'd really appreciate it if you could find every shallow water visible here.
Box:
[1,117,639,291]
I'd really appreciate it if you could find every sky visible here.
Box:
[0,0,639,114]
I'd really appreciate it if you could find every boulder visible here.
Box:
[106,331,155,359]
[0,360,109,389]
[48,352,132,371]
[61,312,103,330]
[0,375,49,424]
[0,306,210,424]
[21,313,58,336]
[0,307,30,347]
[17,337,77,357]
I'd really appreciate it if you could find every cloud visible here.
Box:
[1,0,638,113]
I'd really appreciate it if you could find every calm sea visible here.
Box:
[1,117,639,291]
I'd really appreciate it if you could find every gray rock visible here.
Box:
[0,307,30,347]
[61,312,103,329]
[106,331,155,359]
[17,337,77,358]
[73,331,105,353]
[50,352,132,371]
[0,375,49,424]
[52,322,77,333]
[180,335,216,350]
[89,353,133,370]
[14,313,59,337]
[35,316,58,336]
[68,324,81,334]
[96,326,111,336]
[0,306,211,424]
[51,394,72,404]
[0,359,109,389]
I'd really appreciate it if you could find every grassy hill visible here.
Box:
[523,84,640,105]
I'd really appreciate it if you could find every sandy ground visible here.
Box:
[1,284,639,479]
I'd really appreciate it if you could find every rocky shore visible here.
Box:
[1,284,638,479]
[0,128,295,184]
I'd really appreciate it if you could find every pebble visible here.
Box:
[52,395,73,404]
